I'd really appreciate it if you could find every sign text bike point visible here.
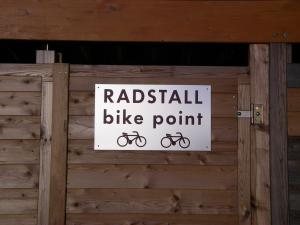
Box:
[94,84,211,151]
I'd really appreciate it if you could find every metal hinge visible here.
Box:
[237,104,263,125]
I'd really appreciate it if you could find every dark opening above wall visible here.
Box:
[0,41,298,66]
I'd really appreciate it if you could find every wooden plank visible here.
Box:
[67,165,236,190]
[288,88,300,112]
[0,215,37,225]
[70,65,248,78]
[237,83,251,225]
[69,92,237,117]
[288,137,300,161]
[290,210,300,225]
[270,43,289,225]
[249,44,271,225]
[0,189,37,214]
[1,1,300,42]
[0,76,41,91]
[36,50,55,64]
[67,214,238,225]
[0,140,39,164]
[67,189,236,214]
[68,116,237,142]
[38,81,53,225]
[68,140,236,165]
[0,116,40,139]
[0,64,52,77]
[287,64,300,88]
[0,92,40,115]
[48,64,69,225]
[288,112,300,136]
[70,77,238,93]
[290,192,300,211]
[0,165,39,188]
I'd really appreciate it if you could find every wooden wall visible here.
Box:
[0,72,42,225]
[65,65,248,225]
[288,87,300,225]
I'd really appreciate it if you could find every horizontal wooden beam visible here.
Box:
[0,1,300,42]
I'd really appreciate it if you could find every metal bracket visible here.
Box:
[237,104,263,125]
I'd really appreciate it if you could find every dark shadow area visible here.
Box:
[293,44,300,63]
[0,40,249,66]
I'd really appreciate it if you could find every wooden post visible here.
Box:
[48,64,69,225]
[238,77,251,225]
[270,43,289,225]
[37,50,55,225]
[249,44,271,225]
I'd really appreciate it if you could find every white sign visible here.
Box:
[94,84,211,151]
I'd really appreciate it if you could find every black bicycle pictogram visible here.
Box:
[117,131,147,147]
[161,132,190,149]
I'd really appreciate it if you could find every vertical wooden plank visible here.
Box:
[270,43,289,225]
[37,50,54,225]
[238,80,251,225]
[48,64,69,225]
[249,44,271,225]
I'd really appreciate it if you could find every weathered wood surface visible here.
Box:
[69,92,237,117]
[68,116,237,142]
[68,140,236,165]
[0,189,37,214]
[288,112,300,136]
[67,189,236,214]
[67,165,236,190]
[249,44,271,225]
[0,92,40,115]
[0,165,39,188]
[48,64,69,225]
[0,140,39,164]
[0,215,37,225]
[288,88,300,112]
[1,1,300,42]
[270,43,289,225]
[67,214,238,225]
[0,64,52,77]
[38,81,53,225]
[287,64,300,88]
[0,76,41,91]
[0,116,40,139]
[237,83,251,225]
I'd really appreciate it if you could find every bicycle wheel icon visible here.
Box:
[179,137,190,148]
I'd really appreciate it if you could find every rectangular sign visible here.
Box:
[94,84,211,151]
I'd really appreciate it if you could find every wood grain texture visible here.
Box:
[69,92,237,117]
[68,140,236,165]
[38,81,53,225]
[288,88,300,112]
[0,92,40,115]
[0,165,39,188]
[1,1,300,42]
[0,140,39,164]
[0,116,40,139]
[249,44,271,225]
[66,189,236,214]
[288,112,300,136]
[0,64,52,77]
[68,116,237,142]
[48,64,69,225]
[0,76,41,91]
[66,214,238,225]
[0,215,37,225]
[269,43,289,225]
[0,189,37,214]
[67,165,236,190]
[237,83,251,225]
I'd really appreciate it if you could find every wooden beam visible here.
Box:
[37,50,54,225]
[0,1,300,42]
[270,44,289,225]
[48,64,69,225]
[238,79,251,225]
[249,44,271,225]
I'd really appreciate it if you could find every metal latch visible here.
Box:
[237,104,263,125]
